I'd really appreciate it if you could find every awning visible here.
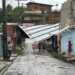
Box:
[18,23,60,42]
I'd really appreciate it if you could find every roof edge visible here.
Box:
[27,2,53,6]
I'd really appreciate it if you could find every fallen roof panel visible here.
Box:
[18,23,60,42]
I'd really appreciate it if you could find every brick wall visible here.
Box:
[27,2,52,12]
[7,24,15,49]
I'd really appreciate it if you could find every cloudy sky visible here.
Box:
[0,0,67,10]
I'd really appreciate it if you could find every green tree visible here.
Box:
[6,4,13,22]
[12,6,24,23]
[6,4,13,14]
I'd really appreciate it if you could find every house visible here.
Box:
[23,11,48,24]
[60,0,75,54]
[48,11,60,24]
[27,2,52,12]
[61,0,75,28]
[61,29,75,54]
[22,2,60,24]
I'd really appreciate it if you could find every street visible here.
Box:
[3,53,75,75]
[0,0,75,75]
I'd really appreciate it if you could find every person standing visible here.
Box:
[67,40,72,59]
[8,41,12,59]
[38,42,41,52]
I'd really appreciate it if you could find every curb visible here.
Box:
[0,64,7,73]
[0,56,17,75]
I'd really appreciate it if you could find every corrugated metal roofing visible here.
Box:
[19,23,60,42]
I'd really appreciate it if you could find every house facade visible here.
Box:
[23,11,48,24]
[48,11,60,24]
[27,2,52,13]
[25,2,60,24]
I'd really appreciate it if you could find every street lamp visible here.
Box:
[2,0,8,60]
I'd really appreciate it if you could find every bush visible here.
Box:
[14,48,23,56]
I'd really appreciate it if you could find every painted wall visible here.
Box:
[61,29,75,54]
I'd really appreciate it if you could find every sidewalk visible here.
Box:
[0,54,17,73]
[0,61,12,73]
[0,61,7,72]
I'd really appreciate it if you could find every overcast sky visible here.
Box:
[0,0,67,10]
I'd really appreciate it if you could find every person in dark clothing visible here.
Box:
[38,42,42,52]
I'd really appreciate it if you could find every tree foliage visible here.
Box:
[0,4,26,23]
[6,4,13,22]
[12,6,24,22]
[6,4,13,14]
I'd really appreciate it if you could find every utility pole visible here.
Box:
[2,0,8,60]
[18,0,20,7]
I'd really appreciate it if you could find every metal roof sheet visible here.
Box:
[19,23,60,42]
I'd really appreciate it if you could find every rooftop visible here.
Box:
[27,2,53,6]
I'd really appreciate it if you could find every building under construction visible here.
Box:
[61,0,75,28]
